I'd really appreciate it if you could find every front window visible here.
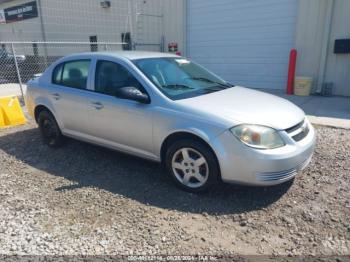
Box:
[133,57,232,100]
[95,60,145,96]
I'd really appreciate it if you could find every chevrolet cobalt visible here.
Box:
[26,52,316,192]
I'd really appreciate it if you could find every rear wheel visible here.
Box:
[38,110,64,148]
[165,139,219,192]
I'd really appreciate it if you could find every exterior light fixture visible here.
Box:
[100,1,111,8]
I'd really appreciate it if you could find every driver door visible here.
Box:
[85,59,155,159]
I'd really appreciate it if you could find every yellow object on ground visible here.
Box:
[294,77,313,96]
[0,96,26,128]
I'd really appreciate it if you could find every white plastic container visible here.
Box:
[294,77,313,96]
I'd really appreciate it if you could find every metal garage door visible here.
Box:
[187,0,298,90]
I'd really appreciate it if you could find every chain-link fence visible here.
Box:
[0,0,167,51]
[134,0,164,52]
[0,0,184,99]
[0,41,126,99]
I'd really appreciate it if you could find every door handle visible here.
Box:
[91,102,104,110]
[51,93,61,100]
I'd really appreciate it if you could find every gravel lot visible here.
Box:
[0,119,349,257]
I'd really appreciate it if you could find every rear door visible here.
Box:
[47,59,93,135]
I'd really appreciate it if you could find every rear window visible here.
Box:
[52,63,63,85]
[52,60,91,89]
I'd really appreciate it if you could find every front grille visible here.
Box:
[292,126,310,141]
[286,120,305,133]
[285,119,309,142]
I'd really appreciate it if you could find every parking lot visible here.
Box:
[0,119,349,256]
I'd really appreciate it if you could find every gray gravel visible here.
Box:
[0,120,349,256]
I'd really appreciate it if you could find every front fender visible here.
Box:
[152,108,226,158]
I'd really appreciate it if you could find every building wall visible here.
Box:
[295,0,327,89]
[324,0,350,96]
[0,0,185,56]
[295,0,350,96]
[163,0,185,54]
[0,0,43,42]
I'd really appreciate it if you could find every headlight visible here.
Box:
[230,124,285,149]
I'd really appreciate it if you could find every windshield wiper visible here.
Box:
[162,84,194,90]
[200,87,226,94]
[189,77,232,88]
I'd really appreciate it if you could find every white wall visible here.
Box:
[295,0,329,93]
[324,0,350,96]
[295,0,350,96]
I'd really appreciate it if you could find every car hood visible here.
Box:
[176,86,305,130]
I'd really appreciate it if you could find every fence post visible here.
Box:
[11,43,25,102]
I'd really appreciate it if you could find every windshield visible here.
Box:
[133,57,233,100]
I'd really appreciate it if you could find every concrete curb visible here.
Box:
[307,115,350,130]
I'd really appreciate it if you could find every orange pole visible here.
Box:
[287,49,297,95]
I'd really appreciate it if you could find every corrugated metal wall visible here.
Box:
[186,0,298,90]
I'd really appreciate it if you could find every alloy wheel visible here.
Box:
[171,147,209,188]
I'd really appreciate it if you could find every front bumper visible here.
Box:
[211,120,316,186]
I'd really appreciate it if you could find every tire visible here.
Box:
[37,110,64,148]
[165,139,220,192]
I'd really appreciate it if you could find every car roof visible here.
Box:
[64,51,179,61]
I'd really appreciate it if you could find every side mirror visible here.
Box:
[115,86,150,104]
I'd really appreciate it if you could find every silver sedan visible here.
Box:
[26,51,316,192]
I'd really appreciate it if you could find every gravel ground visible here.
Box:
[0,119,349,257]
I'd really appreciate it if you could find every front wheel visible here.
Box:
[38,110,64,148]
[165,139,220,192]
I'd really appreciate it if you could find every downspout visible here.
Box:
[37,0,48,66]
[316,0,334,94]
[160,0,165,52]
[183,0,187,56]
[127,0,135,50]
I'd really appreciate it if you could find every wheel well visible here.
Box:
[34,105,50,123]
[160,132,221,176]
